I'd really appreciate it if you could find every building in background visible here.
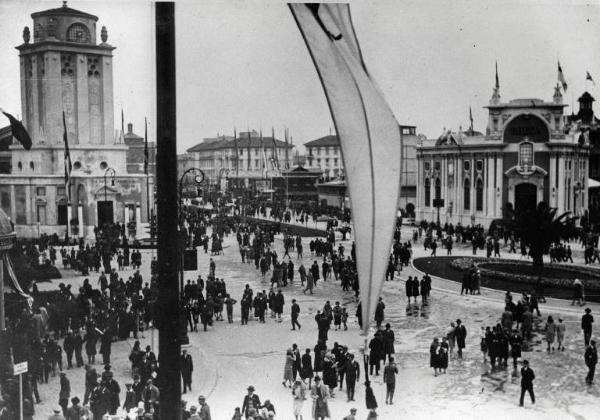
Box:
[185,130,294,196]
[124,122,156,175]
[0,3,153,239]
[307,126,419,215]
[416,80,589,226]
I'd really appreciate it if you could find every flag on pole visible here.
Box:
[247,130,252,170]
[62,111,73,203]
[0,109,32,150]
[284,128,290,170]
[586,70,596,86]
[271,127,279,171]
[290,4,402,336]
[233,128,239,177]
[121,109,125,136]
[144,117,149,174]
[558,61,568,92]
[469,106,474,131]
[495,61,499,89]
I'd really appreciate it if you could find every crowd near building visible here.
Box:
[0,2,155,241]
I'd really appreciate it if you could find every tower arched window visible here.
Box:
[67,23,91,43]
[476,178,484,211]
[424,178,431,207]
[463,178,471,211]
[435,177,441,200]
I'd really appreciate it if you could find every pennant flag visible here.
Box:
[144,117,149,174]
[469,106,474,131]
[290,4,402,336]
[233,128,239,177]
[558,61,568,92]
[586,70,596,86]
[121,109,125,136]
[495,61,499,89]
[62,111,73,202]
[0,109,32,150]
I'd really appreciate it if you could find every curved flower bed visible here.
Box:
[449,257,600,292]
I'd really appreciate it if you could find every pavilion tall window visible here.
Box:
[435,178,441,200]
[424,178,431,207]
[476,178,484,211]
[519,141,534,172]
[463,178,471,211]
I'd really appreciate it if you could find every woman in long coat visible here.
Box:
[368,332,384,376]
[301,349,314,388]
[322,355,338,397]
[405,277,413,303]
[310,377,330,420]
[430,337,440,376]
[545,315,557,352]
[283,349,296,387]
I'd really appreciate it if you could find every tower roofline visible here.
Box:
[31,6,98,21]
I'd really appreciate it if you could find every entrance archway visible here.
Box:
[515,183,537,212]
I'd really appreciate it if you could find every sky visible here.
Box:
[1,0,599,153]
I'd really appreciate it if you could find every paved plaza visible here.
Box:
[30,225,600,419]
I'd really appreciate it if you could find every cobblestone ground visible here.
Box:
[33,227,600,419]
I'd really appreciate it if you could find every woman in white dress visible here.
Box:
[292,379,307,420]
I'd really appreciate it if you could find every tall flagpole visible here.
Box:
[155,3,181,418]
[145,117,151,227]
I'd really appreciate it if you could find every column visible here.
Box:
[78,203,84,239]
[495,154,503,218]
[556,154,565,214]
[67,204,73,240]
[484,155,490,218]
[470,156,475,219]
[9,185,16,222]
[124,204,130,227]
[25,184,32,225]
[135,203,142,238]
[549,153,556,208]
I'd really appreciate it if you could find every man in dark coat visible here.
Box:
[181,349,194,393]
[585,340,598,385]
[345,354,360,402]
[63,331,75,369]
[241,385,261,419]
[519,360,535,406]
[582,308,594,347]
[455,319,467,358]
[291,299,301,330]
[382,324,395,363]
[374,298,385,329]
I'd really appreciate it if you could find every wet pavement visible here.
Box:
[32,227,600,419]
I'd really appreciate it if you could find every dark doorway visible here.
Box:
[97,201,114,226]
[515,183,537,212]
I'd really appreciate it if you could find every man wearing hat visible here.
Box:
[189,405,201,420]
[58,372,70,416]
[123,383,137,412]
[181,349,194,393]
[582,308,594,346]
[241,385,261,419]
[519,360,535,406]
[197,395,211,420]
[343,407,358,420]
[142,378,160,412]
[66,397,82,420]
[48,406,66,420]
[585,339,598,384]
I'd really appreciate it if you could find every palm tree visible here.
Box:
[511,202,574,271]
